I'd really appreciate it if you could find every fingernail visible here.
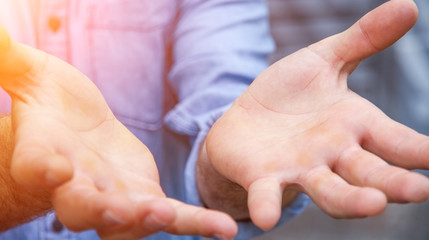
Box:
[142,214,169,230]
[102,210,125,225]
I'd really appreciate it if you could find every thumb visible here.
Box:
[0,25,73,187]
[0,23,49,99]
[309,0,418,72]
[0,24,38,78]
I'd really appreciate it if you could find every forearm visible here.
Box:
[196,139,298,221]
[0,116,51,232]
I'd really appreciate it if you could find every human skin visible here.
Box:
[198,0,429,231]
[0,116,53,231]
[1,0,428,239]
[0,26,237,239]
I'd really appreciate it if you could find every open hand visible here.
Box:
[206,0,429,231]
[0,26,236,239]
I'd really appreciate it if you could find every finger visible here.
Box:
[52,175,136,232]
[139,200,176,233]
[0,24,42,78]
[336,146,429,203]
[11,145,73,188]
[309,0,418,71]
[97,199,176,240]
[0,24,49,105]
[362,115,429,170]
[163,199,237,240]
[300,166,387,218]
[247,177,283,231]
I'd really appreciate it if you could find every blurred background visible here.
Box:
[256,0,429,239]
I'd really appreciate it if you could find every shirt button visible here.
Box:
[48,16,61,32]
[52,217,64,233]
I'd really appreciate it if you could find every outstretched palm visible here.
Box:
[0,26,236,239]
[206,0,429,231]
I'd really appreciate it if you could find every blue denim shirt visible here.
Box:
[0,0,309,239]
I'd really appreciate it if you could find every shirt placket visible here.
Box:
[37,0,70,62]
